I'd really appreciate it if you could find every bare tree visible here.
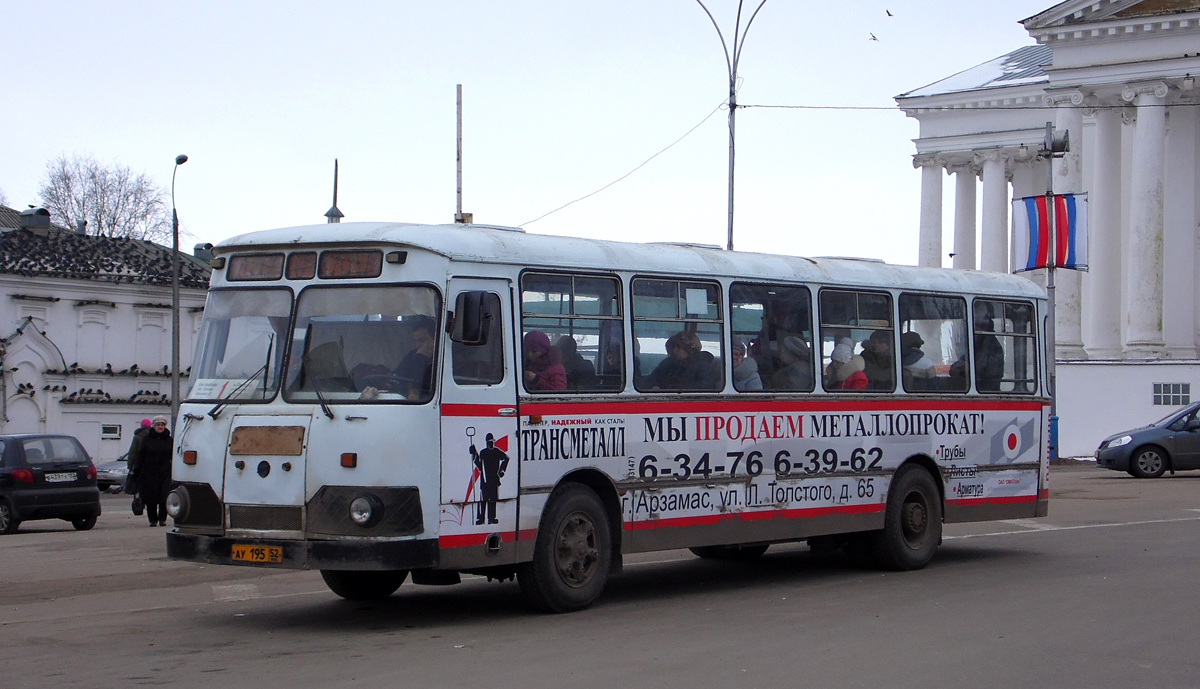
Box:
[38,154,171,241]
[0,188,8,207]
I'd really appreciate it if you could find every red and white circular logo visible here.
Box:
[1001,424,1022,460]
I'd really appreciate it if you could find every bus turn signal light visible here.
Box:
[183,450,198,465]
[341,453,357,468]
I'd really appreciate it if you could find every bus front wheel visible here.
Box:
[872,464,942,571]
[518,483,612,613]
[320,569,408,600]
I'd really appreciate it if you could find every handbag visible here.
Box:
[131,495,144,516]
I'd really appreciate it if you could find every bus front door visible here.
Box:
[438,278,520,569]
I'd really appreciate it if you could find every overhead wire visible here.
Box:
[518,99,728,227]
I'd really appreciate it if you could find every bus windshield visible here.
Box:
[188,288,293,402]
[283,285,440,404]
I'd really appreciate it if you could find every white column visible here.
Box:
[1083,106,1124,358]
[1049,91,1086,359]
[951,163,977,270]
[1163,99,1197,358]
[1122,83,1168,354]
[977,150,1009,273]
[915,155,943,268]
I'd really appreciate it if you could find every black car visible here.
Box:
[0,434,102,534]
[1095,402,1200,478]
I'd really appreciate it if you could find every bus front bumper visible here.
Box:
[166,531,439,571]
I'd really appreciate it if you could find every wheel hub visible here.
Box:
[554,512,599,587]
[901,496,928,542]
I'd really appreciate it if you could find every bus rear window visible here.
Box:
[228,253,285,281]
[319,250,382,279]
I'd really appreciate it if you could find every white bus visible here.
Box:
[166,222,1049,612]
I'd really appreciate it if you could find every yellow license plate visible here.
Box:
[231,544,283,564]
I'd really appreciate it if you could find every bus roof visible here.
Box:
[215,221,1045,300]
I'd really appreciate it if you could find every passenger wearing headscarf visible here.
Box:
[770,336,813,391]
[825,339,868,390]
[523,330,568,391]
[731,337,763,391]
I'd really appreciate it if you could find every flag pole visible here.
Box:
[1042,121,1063,460]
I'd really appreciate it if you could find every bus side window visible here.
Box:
[632,278,723,393]
[972,299,1037,394]
[819,289,895,393]
[730,282,813,393]
[898,293,968,393]
[452,293,504,386]
[520,273,623,394]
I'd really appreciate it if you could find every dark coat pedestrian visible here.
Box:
[133,416,172,526]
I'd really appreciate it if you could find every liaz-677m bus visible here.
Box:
[165,221,1049,612]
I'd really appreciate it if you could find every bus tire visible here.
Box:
[320,569,408,600]
[518,483,611,613]
[689,544,769,560]
[871,464,942,571]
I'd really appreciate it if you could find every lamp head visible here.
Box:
[175,154,189,166]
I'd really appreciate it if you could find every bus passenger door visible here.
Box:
[438,278,520,567]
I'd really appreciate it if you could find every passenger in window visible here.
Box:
[974,313,1005,392]
[900,332,937,390]
[825,339,868,390]
[556,335,599,390]
[731,337,763,391]
[394,317,436,399]
[770,336,813,391]
[861,330,895,391]
[523,330,568,391]
[647,331,714,391]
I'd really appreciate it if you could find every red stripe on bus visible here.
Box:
[1038,489,1049,500]
[521,399,1046,415]
[442,404,511,417]
[946,494,1037,507]
[623,502,884,531]
[438,531,521,549]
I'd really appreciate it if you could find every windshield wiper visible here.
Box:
[303,357,337,420]
[207,362,270,419]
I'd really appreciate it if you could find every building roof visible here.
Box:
[0,205,211,288]
[897,44,1052,100]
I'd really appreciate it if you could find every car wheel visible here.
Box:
[0,500,19,535]
[71,515,98,531]
[871,464,943,570]
[689,544,769,560]
[320,570,408,600]
[517,483,612,613]
[1129,445,1168,479]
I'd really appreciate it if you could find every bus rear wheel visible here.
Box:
[689,544,769,560]
[320,569,408,600]
[872,464,942,571]
[518,483,612,613]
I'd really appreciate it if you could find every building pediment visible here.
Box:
[1023,0,1200,30]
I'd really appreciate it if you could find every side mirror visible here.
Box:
[449,291,493,345]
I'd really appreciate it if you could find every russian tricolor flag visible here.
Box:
[1012,193,1088,272]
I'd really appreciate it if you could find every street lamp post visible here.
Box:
[695,0,768,251]
[170,154,188,432]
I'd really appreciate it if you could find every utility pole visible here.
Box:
[695,0,768,251]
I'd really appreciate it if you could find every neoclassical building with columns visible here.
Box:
[896,0,1200,456]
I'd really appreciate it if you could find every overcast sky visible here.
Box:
[4,1,1053,265]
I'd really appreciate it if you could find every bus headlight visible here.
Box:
[166,486,190,521]
[349,494,384,528]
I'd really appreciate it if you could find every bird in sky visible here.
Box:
[886,9,893,17]
[870,32,879,41]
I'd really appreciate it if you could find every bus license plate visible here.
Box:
[45,472,75,483]
[231,544,283,564]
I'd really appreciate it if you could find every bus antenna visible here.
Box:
[325,159,344,224]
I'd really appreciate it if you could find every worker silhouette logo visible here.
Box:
[469,433,510,525]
